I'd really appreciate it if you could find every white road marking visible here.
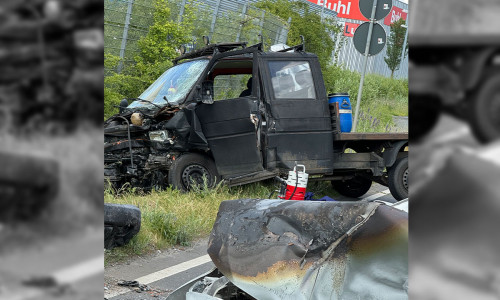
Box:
[106,254,213,299]
[135,254,211,285]
[362,189,391,201]
[4,255,104,300]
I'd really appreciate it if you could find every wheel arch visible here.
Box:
[383,141,408,169]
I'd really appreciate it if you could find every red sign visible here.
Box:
[383,6,407,26]
[306,0,368,21]
[344,22,360,37]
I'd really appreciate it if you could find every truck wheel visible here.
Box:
[331,176,372,199]
[388,157,408,200]
[104,203,141,250]
[470,74,500,143]
[168,153,219,192]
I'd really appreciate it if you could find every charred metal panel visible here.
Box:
[195,98,263,176]
[208,199,408,300]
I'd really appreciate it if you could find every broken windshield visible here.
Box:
[128,59,209,108]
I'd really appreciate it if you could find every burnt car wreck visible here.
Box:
[167,198,408,300]
[105,41,408,199]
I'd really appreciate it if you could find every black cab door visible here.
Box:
[259,53,333,174]
[195,53,264,178]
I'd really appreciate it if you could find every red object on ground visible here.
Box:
[278,165,309,201]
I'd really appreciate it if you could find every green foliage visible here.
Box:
[104,0,196,119]
[323,64,408,132]
[384,18,408,78]
[255,0,340,69]
[256,0,340,70]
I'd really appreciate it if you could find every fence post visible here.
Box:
[280,16,291,44]
[236,0,248,42]
[274,27,281,44]
[259,10,265,36]
[209,0,222,39]
[118,0,134,73]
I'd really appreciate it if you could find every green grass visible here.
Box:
[323,64,408,132]
[104,179,339,264]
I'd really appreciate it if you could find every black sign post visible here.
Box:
[351,0,391,132]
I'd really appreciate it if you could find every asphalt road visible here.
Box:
[0,228,103,300]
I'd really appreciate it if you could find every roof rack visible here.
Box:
[173,42,248,64]
[277,35,306,53]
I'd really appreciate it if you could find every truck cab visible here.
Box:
[104,42,408,199]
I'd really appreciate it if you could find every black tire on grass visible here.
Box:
[104,203,141,249]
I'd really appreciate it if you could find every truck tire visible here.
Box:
[331,176,372,199]
[388,156,408,200]
[104,203,141,250]
[168,153,219,192]
[470,74,500,143]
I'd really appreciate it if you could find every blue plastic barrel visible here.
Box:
[328,93,352,132]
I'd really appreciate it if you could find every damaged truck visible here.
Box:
[104,41,408,199]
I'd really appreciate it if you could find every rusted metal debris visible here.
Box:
[205,199,408,300]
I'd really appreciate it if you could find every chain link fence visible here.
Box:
[105,0,290,71]
[105,0,407,79]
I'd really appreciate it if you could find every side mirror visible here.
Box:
[201,89,214,104]
[119,99,129,114]
[201,81,214,104]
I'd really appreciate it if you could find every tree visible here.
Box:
[104,0,196,118]
[255,0,340,69]
[384,18,408,79]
